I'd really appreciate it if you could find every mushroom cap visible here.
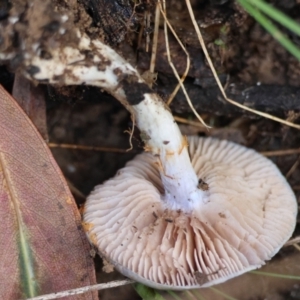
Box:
[83,137,297,290]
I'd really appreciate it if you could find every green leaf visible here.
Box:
[134,283,166,300]
[237,0,300,61]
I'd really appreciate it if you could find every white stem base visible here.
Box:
[160,148,207,212]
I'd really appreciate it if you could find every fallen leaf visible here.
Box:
[12,73,48,141]
[0,84,97,299]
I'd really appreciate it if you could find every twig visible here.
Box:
[260,148,300,157]
[284,236,300,247]
[293,244,300,252]
[174,116,206,129]
[48,143,130,153]
[286,156,300,179]
[148,2,160,87]
[66,178,86,200]
[49,141,300,157]
[145,11,151,52]
[124,122,135,152]
[22,279,134,300]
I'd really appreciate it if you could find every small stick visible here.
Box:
[48,143,130,153]
[49,140,300,158]
[174,116,206,129]
[286,156,300,179]
[66,178,86,201]
[260,148,300,157]
[158,0,191,107]
[284,236,300,247]
[22,279,134,300]
[148,2,160,87]
[145,11,151,52]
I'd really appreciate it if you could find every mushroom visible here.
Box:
[0,9,296,289]
[83,136,297,289]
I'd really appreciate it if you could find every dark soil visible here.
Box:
[1,0,300,299]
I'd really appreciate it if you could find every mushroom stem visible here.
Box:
[132,94,206,211]
[3,28,205,211]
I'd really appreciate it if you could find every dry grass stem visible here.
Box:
[286,156,300,179]
[260,148,300,157]
[184,0,300,130]
[145,11,152,52]
[48,143,129,153]
[24,279,134,300]
[148,2,160,87]
[293,244,300,252]
[125,127,134,151]
[159,0,191,106]
[66,178,86,200]
[174,116,206,129]
[285,236,300,247]
[185,290,201,300]
[159,0,209,129]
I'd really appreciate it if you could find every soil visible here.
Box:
[1,0,300,299]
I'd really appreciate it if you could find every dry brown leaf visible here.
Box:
[0,84,97,299]
[12,74,48,141]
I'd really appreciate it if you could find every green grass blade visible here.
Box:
[134,283,166,300]
[237,0,300,61]
[167,290,183,300]
[251,270,300,280]
[245,0,300,36]
[209,287,238,300]
[182,291,193,300]
[192,290,207,300]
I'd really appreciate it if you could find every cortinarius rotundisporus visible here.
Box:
[0,12,296,289]
[83,131,297,289]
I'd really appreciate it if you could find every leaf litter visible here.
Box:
[0,0,298,298]
[0,85,97,299]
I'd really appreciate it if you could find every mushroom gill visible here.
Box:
[83,137,297,290]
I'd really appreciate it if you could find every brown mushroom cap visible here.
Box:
[83,137,297,290]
